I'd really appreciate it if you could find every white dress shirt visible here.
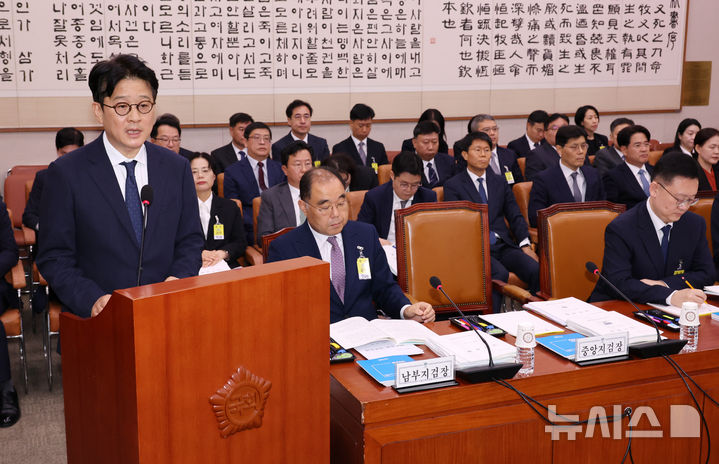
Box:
[198,193,213,237]
[288,183,303,225]
[387,190,414,244]
[625,161,651,191]
[422,157,438,181]
[103,132,148,200]
[646,199,677,305]
[526,134,539,151]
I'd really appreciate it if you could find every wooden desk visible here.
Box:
[330,302,719,463]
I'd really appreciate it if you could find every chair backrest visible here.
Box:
[261,227,294,261]
[517,157,527,178]
[537,201,625,300]
[25,179,33,203]
[377,164,391,185]
[252,196,262,244]
[657,142,674,151]
[432,186,443,202]
[217,173,225,198]
[396,201,492,315]
[346,190,367,221]
[512,181,533,227]
[4,165,47,229]
[386,150,400,163]
[689,191,716,252]
[648,150,662,166]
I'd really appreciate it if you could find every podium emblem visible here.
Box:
[209,366,272,438]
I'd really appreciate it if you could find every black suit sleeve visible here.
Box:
[22,171,43,231]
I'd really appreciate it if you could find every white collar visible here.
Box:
[103,132,147,166]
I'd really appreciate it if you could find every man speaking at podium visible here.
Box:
[589,153,713,306]
[267,167,435,324]
[37,55,204,319]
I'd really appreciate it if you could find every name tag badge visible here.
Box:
[504,171,515,184]
[357,257,371,280]
[371,162,379,174]
[314,160,321,167]
[213,223,225,240]
[674,269,685,276]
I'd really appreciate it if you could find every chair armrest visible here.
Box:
[492,279,534,305]
[6,261,26,289]
[244,246,263,266]
[22,226,36,246]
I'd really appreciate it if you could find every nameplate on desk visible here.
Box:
[395,356,455,390]
[575,333,628,363]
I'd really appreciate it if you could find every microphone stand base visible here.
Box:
[629,339,687,358]
[456,363,524,383]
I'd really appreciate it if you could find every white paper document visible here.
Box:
[567,311,659,346]
[425,331,517,369]
[382,245,397,276]
[481,310,564,337]
[354,340,424,359]
[648,302,719,317]
[524,297,608,326]
[198,260,232,275]
[329,317,440,349]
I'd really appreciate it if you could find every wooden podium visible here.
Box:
[60,257,330,464]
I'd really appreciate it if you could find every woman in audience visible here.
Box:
[575,105,608,157]
[693,128,719,191]
[401,108,449,154]
[190,152,246,268]
[664,118,702,156]
[322,153,378,191]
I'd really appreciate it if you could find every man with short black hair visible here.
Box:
[267,167,435,324]
[592,117,635,177]
[357,152,437,244]
[271,99,330,163]
[413,120,455,188]
[224,122,285,245]
[603,125,654,210]
[332,103,388,170]
[528,125,606,227]
[507,110,549,158]
[525,113,583,181]
[211,112,254,173]
[589,153,713,307]
[150,113,194,160]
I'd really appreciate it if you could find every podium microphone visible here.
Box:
[137,185,154,286]
[585,261,686,358]
[430,276,522,383]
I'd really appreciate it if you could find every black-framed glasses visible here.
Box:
[102,100,155,116]
[656,182,698,208]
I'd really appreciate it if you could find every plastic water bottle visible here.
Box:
[515,323,536,376]
[679,302,700,353]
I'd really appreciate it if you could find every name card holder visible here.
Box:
[393,356,458,394]
[575,333,629,366]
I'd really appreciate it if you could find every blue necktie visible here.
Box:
[121,160,143,244]
[477,178,497,245]
[660,224,671,265]
[427,162,438,186]
[638,169,650,196]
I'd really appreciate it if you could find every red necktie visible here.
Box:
[257,161,267,191]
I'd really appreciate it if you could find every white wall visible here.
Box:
[1,0,716,186]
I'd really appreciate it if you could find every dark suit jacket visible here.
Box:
[710,191,719,275]
[453,146,523,184]
[507,136,544,158]
[592,146,624,177]
[332,136,388,168]
[356,182,437,239]
[528,164,606,227]
[36,136,204,318]
[223,157,285,245]
[211,142,242,173]
[267,221,409,323]
[256,182,298,243]
[22,168,47,231]
[204,195,247,267]
[444,170,529,246]
[350,165,379,191]
[178,147,195,161]
[586,133,609,157]
[401,137,449,155]
[271,132,330,163]
[589,203,714,303]
[421,153,455,188]
[525,143,592,181]
[603,163,653,210]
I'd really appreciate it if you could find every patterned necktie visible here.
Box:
[257,161,267,191]
[570,171,582,202]
[327,236,345,302]
[427,162,438,186]
[638,169,650,196]
[660,224,672,264]
[120,160,143,244]
[358,141,367,165]
[490,152,501,175]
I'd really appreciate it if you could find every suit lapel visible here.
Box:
[240,159,260,196]
[551,166,574,203]
[460,171,483,204]
[621,164,646,199]
[637,205,665,275]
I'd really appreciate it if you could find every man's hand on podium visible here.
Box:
[91,294,111,317]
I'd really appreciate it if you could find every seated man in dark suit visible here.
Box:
[224,122,286,245]
[150,113,194,160]
[507,110,548,158]
[322,153,378,192]
[0,201,20,428]
[210,112,254,173]
[589,153,712,307]
[189,153,247,268]
[528,125,606,227]
[525,113,572,181]
[267,167,435,324]
[331,103,388,172]
[413,120,455,188]
[357,152,437,244]
[603,125,654,210]
[453,114,523,184]
[256,141,314,242]
[592,117,634,177]
[271,99,330,164]
[444,132,540,296]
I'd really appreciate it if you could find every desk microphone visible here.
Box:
[430,276,522,383]
[137,185,153,286]
[585,261,686,358]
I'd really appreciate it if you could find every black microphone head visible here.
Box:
[585,261,599,274]
[429,276,442,289]
[140,185,153,206]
